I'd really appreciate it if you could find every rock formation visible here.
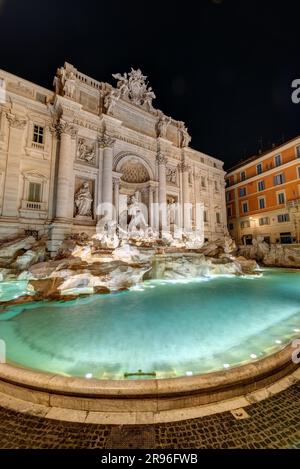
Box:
[0,233,259,306]
[238,237,300,268]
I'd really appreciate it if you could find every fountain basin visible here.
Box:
[0,268,299,422]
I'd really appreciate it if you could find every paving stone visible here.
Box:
[0,384,299,448]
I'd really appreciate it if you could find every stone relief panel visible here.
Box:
[166,166,177,185]
[77,137,96,165]
[74,178,94,218]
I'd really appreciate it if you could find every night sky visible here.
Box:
[1,0,300,169]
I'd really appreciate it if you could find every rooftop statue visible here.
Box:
[178,121,192,148]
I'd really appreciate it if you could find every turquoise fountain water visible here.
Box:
[0,269,299,380]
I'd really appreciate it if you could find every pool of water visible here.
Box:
[0,269,299,380]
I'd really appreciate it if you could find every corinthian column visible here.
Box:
[148,187,154,229]
[153,186,159,231]
[157,153,167,232]
[113,178,120,223]
[2,113,27,217]
[55,121,77,220]
[99,133,115,220]
[179,162,191,232]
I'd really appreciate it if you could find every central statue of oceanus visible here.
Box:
[128,195,148,234]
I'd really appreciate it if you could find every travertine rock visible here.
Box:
[29,277,65,299]
[0,236,36,259]
[0,234,260,304]
[239,240,300,268]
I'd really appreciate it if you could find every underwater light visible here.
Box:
[85,373,93,379]
[250,354,257,359]
[223,363,230,369]
[275,340,282,344]
[185,371,193,376]
[294,329,300,333]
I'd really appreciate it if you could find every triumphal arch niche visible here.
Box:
[0,62,227,252]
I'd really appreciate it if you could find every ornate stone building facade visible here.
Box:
[0,63,227,253]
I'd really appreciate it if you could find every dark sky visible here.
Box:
[1,0,300,169]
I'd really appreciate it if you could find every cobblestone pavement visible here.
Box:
[0,383,299,449]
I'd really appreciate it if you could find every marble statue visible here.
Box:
[53,66,76,98]
[104,92,116,114]
[156,114,172,138]
[143,87,156,110]
[178,121,191,148]
[75,182,93,217]
[167,197,177,225]
[63,71,76,99]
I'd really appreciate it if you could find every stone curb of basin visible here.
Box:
[0,344,299,425]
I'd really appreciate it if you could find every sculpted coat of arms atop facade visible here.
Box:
[109,68,156,110]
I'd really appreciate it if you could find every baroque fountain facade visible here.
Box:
[0,62,227,254]
[0,64,299,425]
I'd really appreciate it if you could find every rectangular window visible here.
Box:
[278,192,285,204]
[33,125,44,144]
[214,181,219,192]
[28,182,41,202]
[239,187,247,197]
[258,198,265,209]
[258,180,265,191]
[226,192,231,203]
[229,223,234,230]
[201,176,206,188]
[274,154,282,167]
[225,178,230,187]
[274,173,285,186]
[280,232,292,244]
[297,167,300,178]
[242,202,248,213]
[240,171,246,182]
[256,163,263,175]
[241,220,250,229]
[296,146,300,158]
[204,210,208,223]
[278,214,290,223]
[216,212,221,224]
[259,217,270,226]
[227,206,232,217]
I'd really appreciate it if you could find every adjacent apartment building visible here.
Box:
[226,136,300,246]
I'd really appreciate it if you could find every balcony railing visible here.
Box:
[21,200,47,211]
[31,142,45,151]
